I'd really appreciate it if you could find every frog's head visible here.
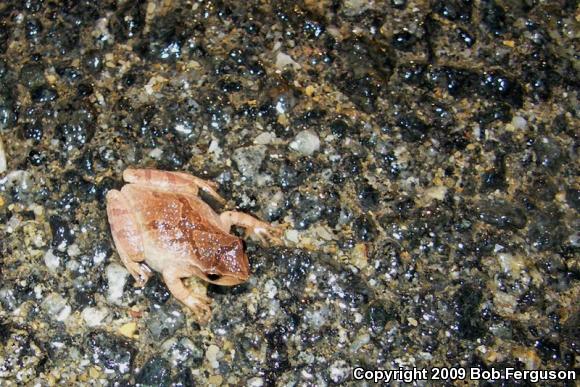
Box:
[192,231,250,286]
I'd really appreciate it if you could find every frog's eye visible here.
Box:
[207,274,222,281]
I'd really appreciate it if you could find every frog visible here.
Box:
[106,168,280,323]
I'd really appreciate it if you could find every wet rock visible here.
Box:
[329,119,350,139]
[527,211,566,251]
[54,107,96,150]
[135,357,171,387]
[398,115,429,142]
[85,330,136,374]
[22,122,44,142]
[161,336,204,368]
[454,283,485,339]
[49,215,74,250]
[144,274,171,306]
[42,293,72,321]
[109,1,145,42]
[481,0,507,36]
[274,249,312,296]
[292,195,325,230]
[146,302,185,341]
[31,85,58,102]
[19,62,45,89]
[534,137,564,172]
[477,200,527,230]
[353,214,377,241]
[289,130,320,156]
[566,188,579,211]
[25,18,43,40]
[392,31,417,51]
[367,304,392,334]
[105,263,128,305]
[232,145,267,179]
[82,50,104,75]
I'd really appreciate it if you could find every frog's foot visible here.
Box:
[183,293,212,325]
[126,262,152,287]
[220,211,283,245]
[248,223,284,245]
[162,269,212,324]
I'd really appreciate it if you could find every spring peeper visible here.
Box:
[106,168,280,323]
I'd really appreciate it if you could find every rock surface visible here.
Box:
[0,0,578,385]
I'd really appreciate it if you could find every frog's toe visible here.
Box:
[128,263,152,287]
[185,294,212,324]
[251,224,284,245]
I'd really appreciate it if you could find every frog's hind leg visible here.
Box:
[106,190,152,286]
[123,168,225,204]
[162,268,212,324]
[220,211,283,244]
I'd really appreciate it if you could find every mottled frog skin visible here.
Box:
[106,168,280,323]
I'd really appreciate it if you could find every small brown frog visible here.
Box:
[106,168,280,323]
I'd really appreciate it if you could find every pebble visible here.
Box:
[105,263,128,305]
[275,52,301,70]
[43,249,60,272]
[205,344,221,369]
[329,360,350,383]
[232,145,267,179]
[289,130,320,156]
[42,293,72,321]
[81,306,109,327]
[0,135,6,173]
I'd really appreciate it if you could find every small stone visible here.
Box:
[119,322,138,338]
[42,293,72,321]
[247,377,264,387]
[106,263,128,304]
[0,135,6,173]
[135,357,171,386]
[329,360,349,383]
[81,307,109,327]
[43,249,60,272]
[275,52,301,70]
[232,145,267,178]
[206,344,221,369]
[511,115,527,130]
[85,330,136,374]
[289,130,320,156]
[145,303,185,340]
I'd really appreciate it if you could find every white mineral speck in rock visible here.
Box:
[285,229,299,243]
[254,131,275,145]
[329,360,349,383]
[275,52,301,70]
[106,263,128,304]
[289,130,320,156]
[247,377,264,387]
[206,344,221,369]
[42,293,72,321]
[81,306,109,327]
[44,249,60,272]
[264,279,278,299]
[512,115,527,130]
[232,145,267,179]
[0,135,6,174]
[148,148,163,160]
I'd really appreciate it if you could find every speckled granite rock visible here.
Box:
[0,0,578,385]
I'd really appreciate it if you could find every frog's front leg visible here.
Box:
[162,267,212,324]
[219,211,283,244]
[106,190,152,286]
[123,168,225,204]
